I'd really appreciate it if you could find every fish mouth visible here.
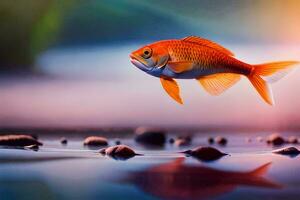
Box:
[130,54,150,71]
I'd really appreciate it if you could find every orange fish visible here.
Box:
[130,36,299,105]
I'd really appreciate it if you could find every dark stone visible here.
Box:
[177,135,192,143]
[215,136,227,145]
[174,138,190,147]
[115,140,121,145]
[25,144,39,151]
[256,137,264,142]
[60,137,68,145]
[83,136,108,146]
[287,136,298,144]
[135,127,166,146]
[100,145,139,160]
[182,146,227,161]
[273,147,300,156]
[266,134,285,146]
[169,138,175,144]
[0,135,43,147]
[208,137,214,144]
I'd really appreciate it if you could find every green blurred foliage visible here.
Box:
[0,0,53,71]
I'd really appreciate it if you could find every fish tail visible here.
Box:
[248,162,271,176]
[248,61,299,105]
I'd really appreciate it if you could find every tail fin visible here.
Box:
[248,61,299,105]
[249,162,272,176]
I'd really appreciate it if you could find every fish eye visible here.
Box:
[142,47,152,59]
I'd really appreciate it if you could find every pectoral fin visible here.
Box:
[160,77,183,104]
[167,61,194,73]
[196,73,241,95]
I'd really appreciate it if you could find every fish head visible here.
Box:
[130,44,169,76]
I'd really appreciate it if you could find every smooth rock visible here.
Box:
[0,135,43,147]
[100,145,139,160]
[25,144,39,151]
[60,137,68,145]
[177,135,192,143]
[174,138,190,147]
[135,127,166,146]
[215,136,227,145]
[287,136,298,144]
[83,136,108,146]
[169,138,175,144]
[208,137,214,144]
[182,146,227,161]
[266,134,285,146]
[273,147,300,156]
[256,137,264,142]
[115,140,121,145]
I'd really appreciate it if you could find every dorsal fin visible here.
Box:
[196,73,240,95]
[182,36,234,56]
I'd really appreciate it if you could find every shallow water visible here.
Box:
[0,132,299,200]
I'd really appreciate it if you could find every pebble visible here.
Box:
[266,134,285,146]
[115,140,121,145]
[169,138,175,144]
[256,137,264,142]
[135,127,166,146]
[173,135,192,147]
[174,138,190,147]
[100,145,139,160]
[208,137,214,144]
[25,144,39,151]
[287,136,298,144]
[60,137,68,145]
[215,136,227,145]
[182,146,227,161]
[0,135,43,147]
[83,136,108,146]
[273,147,300,156]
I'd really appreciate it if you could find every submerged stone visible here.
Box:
[115,140,121,145]
[287,136,298,144]
[100,145,139,160]
[83,136,108,146]
[208,137,214,144]
[135,127,166,146]
[0,135,43,147]
[215,136,227,145]
[174,139,190,147]
[182,146,228,161]
[169,138,175,144]
[266,134,285,146]
[273,147,300,156]
[60,137,68,145]
[174,135,192,147]
[256,137,264,142]
[25,144,39,151]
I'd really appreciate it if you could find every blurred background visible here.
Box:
[0,0,300,129]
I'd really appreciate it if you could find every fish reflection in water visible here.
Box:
[121,158,282,200]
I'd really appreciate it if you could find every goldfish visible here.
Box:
[130,36,299,105]
[120,158,281,200]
